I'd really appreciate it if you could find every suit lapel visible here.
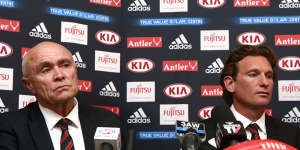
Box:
[79,105,96,150]
[265,115,278,139]
[28,102,54,150]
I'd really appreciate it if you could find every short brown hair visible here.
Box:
[220,45,277,106]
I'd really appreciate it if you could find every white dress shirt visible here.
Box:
[39,99,86,150]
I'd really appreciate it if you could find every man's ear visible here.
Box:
[223,76,235,93]
[22,77,36,94]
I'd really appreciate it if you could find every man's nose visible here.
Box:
[259,75,269,87]
[53,67,65,81]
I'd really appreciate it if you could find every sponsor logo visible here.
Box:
[61,21,88,45]
[95,30,121,45]
[139,18,205,26]
[282,107,300,123]
[160,104,188,125]
[265,109,272,116]
[201,85,223,96]
[127,37,162,48]
[126,58,154,73]
[0,18,20,32]
[127,107,151,124]
[278,56,300,71]
[279,0,300,8]
[198,106,214,120]
[205,58,223,74]
[128,0,151,11]
[160,0,188,13]
[89,0,121,7]
[78,80,92,92]
[164,83,192,98]
[237,32,266,45]
[169,34,192,50]
[99,81,120,98]
[275,34,300,46]
[0,67,13,91]
[127,81,155,102]
[73,52,87,69]
[137,131,176,139]
[21,47,30,59]
[95,50,120,73]
[18,94,36,109]
[162,60,198,72]
[278,80,300,101]
[233,0,270,7]
[0,97,9,113]
[0,42,13,57]
[200,30,229,50]
[28,22,52,39]
[91,105,120,116]
[198,0,226,8]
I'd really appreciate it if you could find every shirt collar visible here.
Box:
[39,98,80,130]
[230,105,266,135]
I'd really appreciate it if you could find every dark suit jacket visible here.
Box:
[0,102,121,150]
[201,105,300,149]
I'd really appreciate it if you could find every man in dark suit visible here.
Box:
[202,45,300,149]
[0,41,121,150]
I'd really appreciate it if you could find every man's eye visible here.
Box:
[41,68,50,73]
[248,73,257,77]
[62,63,70,67]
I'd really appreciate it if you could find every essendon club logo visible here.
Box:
[127,37,162,48]
[233,0,270,7]
[275,34,300,46]
[95,30,121,45]
[0,42,13,58]
[198,106,214,120]
[89,0,121,8]
[237,32,266,45]
[278,56,300,71]
[201,85,223,96]
[21,47,31,59]
[198,0,226,8]
[164,83,192,98]
[162,60,198,72]
[91,105,120,116]
[0,18,20,32]
[78,80,92,92]
[126,58,155,73]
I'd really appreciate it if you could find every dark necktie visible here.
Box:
[57,118,75,150]
[246,123,260,140]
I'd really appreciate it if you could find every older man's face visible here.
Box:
[23,43,78,106]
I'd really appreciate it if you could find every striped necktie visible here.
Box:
[246,123,260,140]
[57,118,75,150]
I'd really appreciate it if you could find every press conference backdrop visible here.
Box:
[0,0,300,150]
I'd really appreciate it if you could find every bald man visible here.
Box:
[0,41,121,150]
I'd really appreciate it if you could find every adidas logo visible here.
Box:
[0,97,9,113]
[72,52,86,69]
[169,34,192,50]
[279,0,300,8]
[281,107,300,123]
[28,22,52,39]
[99,81,120,98]
[127,107,151,124]
[205,58,224,74]
[128,0,151,11]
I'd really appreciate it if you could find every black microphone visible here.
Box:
[126,129,136,150]
[176,120,206,150]
[215,121,247,150]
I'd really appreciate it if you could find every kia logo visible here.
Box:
[95,30,121,45]
[237,32,266,46]
[278,56,300,71]
[198,0,226,8]
[126,58,154,73]
[198,106,214,120]
[164,83,192,98]
[0,42,13,58]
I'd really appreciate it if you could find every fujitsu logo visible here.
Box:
[127,37,162,48]
[204,33,226,43]
[275,34,300,46]
[237,32,266,45]
[95,30,121,45]
[0,18,20,32]
[126,58,154,73]
[97,54,118,64]
[0,42,13,58]
[0,74,9,80]
[64,25,85,36]
[78,80,92,92]
[278,56,300,71]
[164,83,192,98]
[198,0,226,8]
[201,85,223,96]
[163,0,185,4]
[130,84,152,94]
[162,60,198,72]
[281,83,300,93]
[163,106,185,117]
[233,0,270,7]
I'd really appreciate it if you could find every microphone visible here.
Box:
[215,121,247,150]
[176,120,206,150]
[94,127,121,150]
[126,129,136,150]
